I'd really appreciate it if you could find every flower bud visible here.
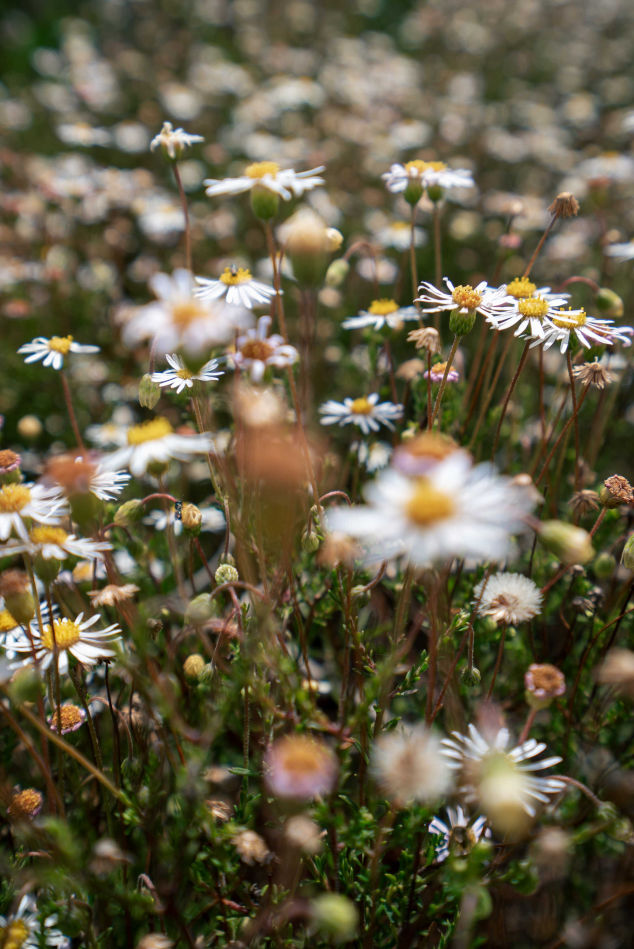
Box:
[183,653,206,680]
[279,209,339,286]
[595,287,624,319]
[325,258,350,288]
[139,374,161,409]
[593,551,616,579]
[403,180,424,206]
[301,529,320,553]
[33,553,62,585]
[0,570,34,625]
[311,893,359,944]
[181,502,202,535]
[449,309,477,335]
[461,665,482,687]
[621,534,634,571]
[426,183,444,203]
[250,183,279,220]
[114,499,144,527]
[0,450,22,485]
[184,593,215,627]
[7,667,43,705]
[538,520,594,564]
[215,563,239,585]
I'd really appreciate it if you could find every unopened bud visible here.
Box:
[538,520,594,564]
[280,209,339,286]
[33,554,61,585]
[8,666,43,705]
[593,551,616,579]
[621,534,634,571]
[461,665,481,687]
[183,654,206,680]
[426,183,444,203]
[215,563,239,585]
[181,502,202,535]
[139,374,161,409]
[250,183,279,221]
[311,893,359,944]
[595,288,624,319]
[449,309,477,335]
[0,570,34,625]
[114,499,144,527]
[301,529,320,553]
[184,593,215,626]
[325,258,350,288]
[403,180,424,206]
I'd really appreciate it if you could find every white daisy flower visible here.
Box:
[151,353,224,394]
[473,572,542,625]
[325,452,534,567]
[429,806,491,862]
[150,121,204,159]
[382,159,474,195]
[0,482,67,542]
[342,298,420,332]
[378,220,426,251]
[604,240,634,262]
[204,160,325,200]
[540,308,633,353]
[354,440,393,472]
[488,276,573,341]
[102,417,215,478]
[0,893,70,948]
[195,267,277,308]
[416,278,514,322]
[44,454,130,501]
[12,611,123,674]
[17,336,100,371]
[0,601,56,660]
[319,394,404,435]
[372,725,453,806]
[441,724,566,831]
[121,269,251,356]
[231,315,299,382]
[2,526,111,562]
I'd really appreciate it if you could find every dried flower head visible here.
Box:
[569,489,600,517]
[0,569,29,599]
[525,664,566,709]
[572,361,614,389]
[0,449,21,475]
[547,192,580,218]
[8,787,44,821]
[473,573,543,626]
[317,532,360,568]
[48,703,87,733]
[601,475,633,507]
[372,725,453,806]
[264,734,338,799]
[407,327,442,353]
[233,829,270,865]
[284,815,324,854]
[87,584,140,607]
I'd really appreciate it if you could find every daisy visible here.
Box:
[2,526,111,562]
[524,663,566,708]
[231,315,299,382]
[102,417,215,478]
[12,611,123,674]
[0,481,67,542]
[120,269,251,356]
[47,703,87,734]
[416,278,514,322]
[151,353,224,394]
[540,308,633,353]
[264,734,338,800]
[150,121,203,159]
[382,160,474,195]
[604,240,634,262]
[44,453,130,501]
[17,336,100,371]
[319,394,404,435]
[472,573,542,625]
[204,161,325,200]
[342,299,420,332]
[0,894,70,948]
[372,725,453,806]
[489,278,574,341]
[326,452,534,568]
[441,725,566,830]
[424,361,460,384]
[195,267,277,308]
[429,806,491,862]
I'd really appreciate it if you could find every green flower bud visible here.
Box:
[539,520,594,565]
[33,554,61,585]
[621,534,634,571]
[449,308,477,335]
[325,258,350,288]
[184,593,215,627]
[461,665,481,687]
[215,563,239,585]
[426,183,444,203]
[7,666,44,705]
[250,183,279,220]
[403,180,424,206]
[301,529,320,553]
[593,551,616,579]
[311,893,359,944]
[595,288,624,319]
[114,499,144,527]
[139,373,161,409]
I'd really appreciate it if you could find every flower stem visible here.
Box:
[535,382,591,486]
[522,213,556,279]
[490,340,530,460]
[430,335,460,426]
[60,370,85,452]
[486,624,507,699]
[172,162,192,273]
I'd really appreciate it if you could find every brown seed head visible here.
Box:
[572,361,614,390]
[8,787,44,821]
[407,327,441,353]
[601,475,633,507]
[548,192,580,218]
[525,663,566,702]
[0,569,29,598]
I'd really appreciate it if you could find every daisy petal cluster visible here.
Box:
[103,417,215,478]
[18,336,100,371]
[540,308,633,353]
[416,278,514,323]
[204,161,325,200]
[195,267,277,308]
[44,453,130,501]
[429,806,491,862]
[382,160,474,196]
[231,315,298,382]
[372,725,453,806]
[0,894,70,948]
[0,482,67,542]
[3,527,111,562]
[151,354,224,394]
[150,121,203,159]
[342,298,420,332]
[326,450,534,568]
[12,611,122,674]
[319,394,403,434]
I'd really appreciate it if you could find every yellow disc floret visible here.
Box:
[171,301,206,328]
[405,160,447,175]
[53,704,85,731]
[451,285,483,311]
[127,417,173,445]
[48,335,74,354]
[517,297,549,319]
[176,368,194,380]
[552,308,587,329]
[220,267,252,286]
[40,618,82,652]
[0,609,17,633]
[506,277,537,299]
[240,339,274,361]
[368,299,400,316]
[0,484,31,513]
[350,397,373,415]
[0,918,30,947]
[246,161,280,179]
[406,478,455,526]
[30,526,69,546]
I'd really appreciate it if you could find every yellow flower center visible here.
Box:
[391,221,410,231]
[127,417,173,445]
[30,526,69,546]
[0,484,31,513]
[171,301,205,328]
[506,277,537,299]
[405,478,455,526]
[48,335,74,354]
[220,266,252,286]
[350,397,373,415]
[552,308,587,329]
[430,361,448,376]
[0,609,17,633]
[451,285,482,310]
[245,161,280,179]
[40,617,82,652]
[240,339,274,361]
[368,298,399,316]
[405,159,447,175]
[53,704,84,731]
[176,368,194,380]
[0,919,29,947]
[276,736,331,779]
[517,296,549,319]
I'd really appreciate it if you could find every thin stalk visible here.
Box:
[490,341,530,460]
[430,335,460,426]
[172,162,192,273]
[567,351,582,491]
[535,382,591,486]
[467,331,514,449]
[522,213,557,279]
[60,371,85,452]
[432,203,442,289]
[486,624,507,699]
[410,204,421,314]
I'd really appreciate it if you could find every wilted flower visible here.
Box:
[571,361,614,389]
[407,326,441,353]
[48,703,87,733]
[600,475,633,508]
[264,734,338,800]
[473,573,543,625]
[525,664,566,709]
[372,725,453,806]
[87,583,140,607]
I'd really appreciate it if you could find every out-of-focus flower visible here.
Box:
[204,161,325,200]
[102,418,215,478]
[87,584,140,607]
[150,353,224,394]
[12,612,122,674]
[372,725,452,806]
[150,121,203,160]
[0,482,67,542]
[429,806,491,862]
[7,788,44,821]
[342,299,419,332]
[473,573,542,625]
[264,734,338,800]
[604,240,634,262]
[233,829,270,865]
[326,452,534,567]
[382,160,474,197]
[598,648,634,699]
[0,894,69,948]
[195,267,277,308]
[392,431,461,476]
[319,394,403,434]
[231,315,298,382]
[17,336,100,370]
[284,815,324,853]
[525,664,566,709]
[2,527,110,562]
[44,454,130,502]
[378,220,426,251]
